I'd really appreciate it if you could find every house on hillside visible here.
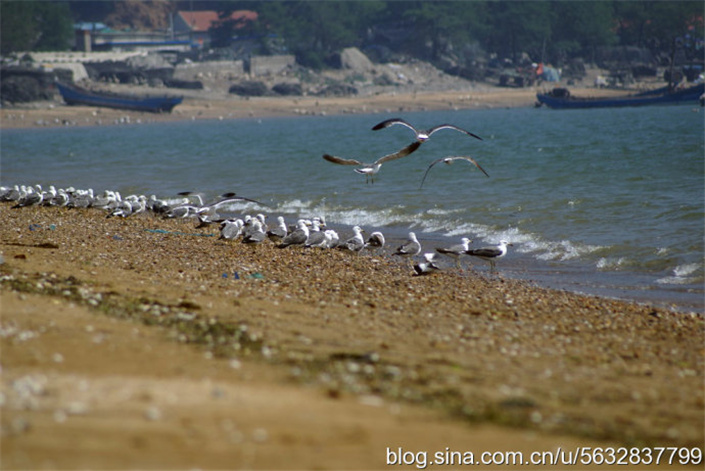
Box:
[173,10,258,48]
[74,22,190,53]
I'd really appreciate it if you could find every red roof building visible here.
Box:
[173,10,257,47]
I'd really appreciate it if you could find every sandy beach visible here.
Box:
[0,84,637,130]
[1,197,703,468]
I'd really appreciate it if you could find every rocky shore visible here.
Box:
[1,202,703,469]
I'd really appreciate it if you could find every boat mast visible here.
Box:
[668,37,676,92]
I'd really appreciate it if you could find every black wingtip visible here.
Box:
[371,117,400,130]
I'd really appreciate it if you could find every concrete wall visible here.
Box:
[173,60,245,80]
[249,55,295,76]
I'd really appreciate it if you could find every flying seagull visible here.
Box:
[466,240,512,273]
[372,118,483,142]
[420,156,490,188]
[322,141,421,184]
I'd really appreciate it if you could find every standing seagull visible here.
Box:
[436,237,473,270]
[344,226,366,253]
[393,232,422,267]
[364,231,386,254]
[372,118,483,142]
[420,156,490,188]
[304,219,326,248]
[466,240,512,273]
[322,141,421,184]
[267,216,289,241]
[241,220,267,244]
[413,253,442,276]
[278,220,310,248]
[219,219,244,241]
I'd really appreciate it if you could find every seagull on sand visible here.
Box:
[436,237,473,270]
[420,156,490,188]
[364,231,386,254]
[372,118,483,142]
[413,253,441,276]
[393,232,422,263]
[11,184,43,208]
[219,219,244,240]
[322,141,421,184]
[242,220,267,244]
[304,219,327,248]
[266,216,289,241]
[344,226,366,253]
[278,220,309,248]
[324,230,340,249]
[466,240,512,273]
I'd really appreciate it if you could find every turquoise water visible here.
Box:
[2,105,703,311]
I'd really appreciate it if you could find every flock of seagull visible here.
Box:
[322,118,490,185]
[322,117,509,273]
[1,117,513,275]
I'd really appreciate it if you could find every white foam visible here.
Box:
[597,257,626,270]
[673,263,701,277]
[656,263,704,285]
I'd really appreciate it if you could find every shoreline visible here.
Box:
[0,85,633,130]
[2,88,702,314]
[1,203,703,468]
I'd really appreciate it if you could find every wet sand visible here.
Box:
[1,202,703,469]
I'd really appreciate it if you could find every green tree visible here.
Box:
[254,1,385,68]
[1,2,38,53]
[1,1,74,54]
[484,1,552,64]
[550,1,617,64]
[34,2,74,51]
[395,1,489,62]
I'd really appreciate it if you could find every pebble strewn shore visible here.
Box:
[2,200,703,454]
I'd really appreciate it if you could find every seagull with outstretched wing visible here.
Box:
[323,141,421,184]
[372,118,483,142]
[420,156,490,188]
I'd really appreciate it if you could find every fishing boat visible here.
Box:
[536,83,704,109]
[56,81,183,113]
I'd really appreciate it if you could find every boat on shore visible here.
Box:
[536,83,704,109]
[56,81,183,113]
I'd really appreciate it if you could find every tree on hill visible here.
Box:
[1,1,73,54]
[484,1,552,64]
[549,2,617,64]
[615,1,703,59]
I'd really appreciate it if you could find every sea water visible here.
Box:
[2,105,703,311]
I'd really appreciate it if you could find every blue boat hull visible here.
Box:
[56,82,182,113]
[537,83,704,109]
